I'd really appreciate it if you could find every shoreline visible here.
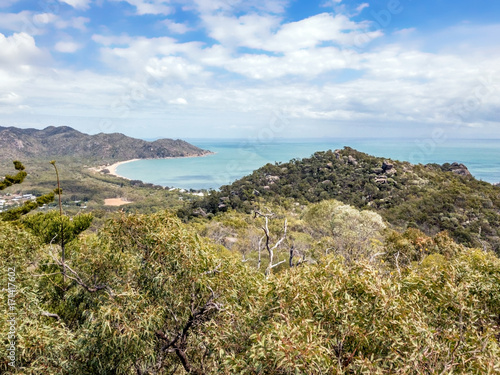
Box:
[90,152,215,181]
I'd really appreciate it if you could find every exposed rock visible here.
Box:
[348,155,358,166]
[333,150,341,159]
[450,162,472,177]
[223,237,238,248]
[382,160,394,171]
[266,175,280,184]
[321,180,333,185]
[193,208,207,217]
[375,176,388,184]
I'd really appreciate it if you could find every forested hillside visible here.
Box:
[181,147,500,254]
[1,150,500,374]
[0,126,211,162]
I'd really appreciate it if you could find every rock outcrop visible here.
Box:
[449,163,472,177]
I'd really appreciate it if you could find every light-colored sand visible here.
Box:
[96,159,140,180]
[104,198,132,206]
[89,152,215,181]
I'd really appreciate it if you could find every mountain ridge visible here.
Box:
[0,125,211,162]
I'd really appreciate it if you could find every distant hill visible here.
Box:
[0,125,211,162]
[180,147,500,253]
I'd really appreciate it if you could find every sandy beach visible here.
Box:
[89,159,138,180]
[105,159,140,179]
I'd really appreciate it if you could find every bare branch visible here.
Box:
[254,210,288,276]
[41,311,60,320]
[156,286,222,375]
[47,245,115,297]
[395,251,401,276]
[201,262,222,275]
[257,235,264,269]
[270,260,286,269]
[369,252,386,263]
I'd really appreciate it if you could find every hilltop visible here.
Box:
[181,147,500,253]
[0,125,211,162]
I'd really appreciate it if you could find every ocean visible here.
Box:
[115,138,500,190]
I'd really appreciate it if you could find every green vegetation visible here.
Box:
[181,147,500,254]
[1,146,500,374]
[0,161,55,221]
[0,157,198,219]
[0,161,27,190]
[1,211,499,374]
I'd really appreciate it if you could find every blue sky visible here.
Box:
[0,0,499,139]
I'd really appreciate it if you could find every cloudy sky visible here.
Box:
[0,0,499,139]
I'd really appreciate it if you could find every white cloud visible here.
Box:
[111,0,173,15]
[202,13,281,49]
[92,34,134,46]
[0,11,89,34]
[145,56,207,82]
[163,19,193,34]
[94,35,206,77]
[55,16,90,31]
[84,16,500,133]
[169,97,188,105]
[0,11,42,35]
[263,13,381,51]
[32,13,59,25]
[34,13,90,31]
[59,0,92,10]
[54,41,82,53]
[356,3,369,13]
[0,32,46,69]
[393,27,416,36]
[202,13,382,52]
[218,47,355,79]
[1,2,499,139]
[0,92,21,104]
[189,0,289,15]
[0,0,21,8]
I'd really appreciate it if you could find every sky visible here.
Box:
[0,0,499,140]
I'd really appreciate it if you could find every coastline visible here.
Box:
[106,159,140,179]
[90,152,215,181]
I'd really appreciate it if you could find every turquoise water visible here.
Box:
[116,138,500,190]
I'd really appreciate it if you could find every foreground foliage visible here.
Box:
[0,161,55,221]
[1,211,499,374]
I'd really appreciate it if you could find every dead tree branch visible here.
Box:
[156,286,223,375]
[254,210,288,276]
[47,246,115,297]
[41,311,61,320]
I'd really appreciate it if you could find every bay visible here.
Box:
[116,138,500,190]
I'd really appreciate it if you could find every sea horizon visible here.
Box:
[116,138,500,190]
